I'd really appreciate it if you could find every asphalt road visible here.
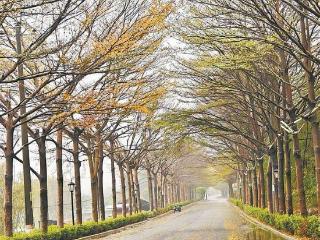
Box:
[99,198,284,240]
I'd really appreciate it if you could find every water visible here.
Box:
[226,217,286,240]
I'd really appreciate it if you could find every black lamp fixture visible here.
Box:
[68,181,75,225]
[273,168,279,179]
[68,181,75,192]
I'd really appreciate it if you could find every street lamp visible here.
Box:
[273,168,279,180]
[68,181,75,225]
[134,189,138,212]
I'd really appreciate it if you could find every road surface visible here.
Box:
[98,198,285,240]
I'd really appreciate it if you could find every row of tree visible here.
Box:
[0,0,199,237]
[167,0,320,217]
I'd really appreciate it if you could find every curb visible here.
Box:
[77,202,196,240]
[230,203,296,240]
[76,220,148,240]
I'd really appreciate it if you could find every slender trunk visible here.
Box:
[272,145,280,213]
[133,167,142,212]
[56,128,64,227]
[228,180,233,198]
[277,135,286,213]
[173,184,177,203]
[130,168,137,213]
[153,173,158,209]
[16,21,33,228]
[147,169,154,210]
[118,163,126,217]
[98,156,105,220]
[276,3,294,216]
[242,171,247,204]
[248,171,253,206]
[167,184,171,204]
[177,183,181,202]
[267,159,274,213]
[159,175,164,207]
[90,174,99,222]
[253,167,258,207]
[110,157,117,218]
[284,132,293,215]
[126,163,133,215]
[162,179,166,206]
[72,131,82,224]
[293,131,308,215]
[4,117,14,236]
[258,160,266,208]
[170,184,174,203]
[164,180,168,206]
[38,133,48,232]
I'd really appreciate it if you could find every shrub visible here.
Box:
[0,201,192,240]
[230,198,320,239]
[306,215,320,239]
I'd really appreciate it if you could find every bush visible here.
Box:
[0,201,192,240]
[230,198,320,239]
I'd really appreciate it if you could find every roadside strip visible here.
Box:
[230,203,296,240]
[77,201,197,240]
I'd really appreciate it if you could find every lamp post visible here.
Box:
[273,168,279,180]
[68,181,75,225]
[273,168,279,211]
[239,178,243,200]
[134,189,138,213]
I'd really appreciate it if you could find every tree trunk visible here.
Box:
[258,160,266,208]
[267,159,274,213]
[284,132,293,215]
[90,174,99,222]
[242,171,247,204]
[126,163,133,215]
[248,171,253,206]
[153,173,158,209]
[72,131,82,224]
[56,128,64,227]
[16,21,33,228]
[98,155,105,220]
[118,163,126,217]
[129,168,137,213]
[253,167,258,207]
[228,180,234,198]
[272,146,280,213]
[159,175,164,207]
[21,127,34,229]
[4,118,14,236]
[110,157,117,218]
[133,167,142,212]
[177,183,181,202]
[147,169,154,210]
[293,131,308,216]
[174,184,177,202]
[164,180,168,206]
[38,132,48,233]
[277,135,286,213]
